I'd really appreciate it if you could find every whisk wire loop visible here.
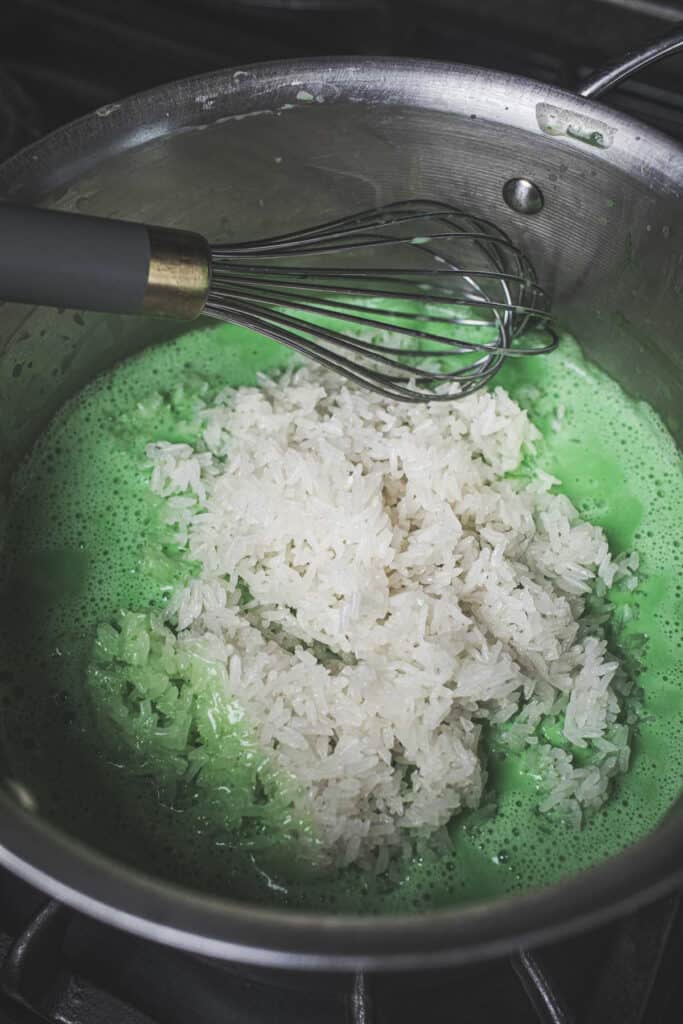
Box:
[205,200,557,401]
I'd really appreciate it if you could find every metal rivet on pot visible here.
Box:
[502,178,544,215]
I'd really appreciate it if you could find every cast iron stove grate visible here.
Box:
[0,867,682,1023]
[0,868,683,1019]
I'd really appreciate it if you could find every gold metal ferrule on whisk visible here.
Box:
[143,226,211,321]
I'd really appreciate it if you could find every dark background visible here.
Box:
[0,0,682,165]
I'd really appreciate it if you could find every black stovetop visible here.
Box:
[0,866,682,1024]
[2,0,683,159]
[1,2,682,1021]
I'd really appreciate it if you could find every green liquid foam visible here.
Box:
[1,323,681,913]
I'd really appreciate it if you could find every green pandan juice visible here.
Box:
[0,323,681,912]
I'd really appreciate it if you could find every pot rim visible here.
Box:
[0,56,681,969]
[1,797,682,969]
[0,56,680,205]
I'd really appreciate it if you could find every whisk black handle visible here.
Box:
[0,203,210,319]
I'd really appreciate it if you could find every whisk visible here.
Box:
[0,199,557,401]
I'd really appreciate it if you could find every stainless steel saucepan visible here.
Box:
[0,27,681,970]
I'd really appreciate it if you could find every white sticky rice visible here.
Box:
[146,366,634,868]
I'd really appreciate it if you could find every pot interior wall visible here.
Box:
[0,88,681,484]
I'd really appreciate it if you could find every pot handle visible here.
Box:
[579,21,683,99]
